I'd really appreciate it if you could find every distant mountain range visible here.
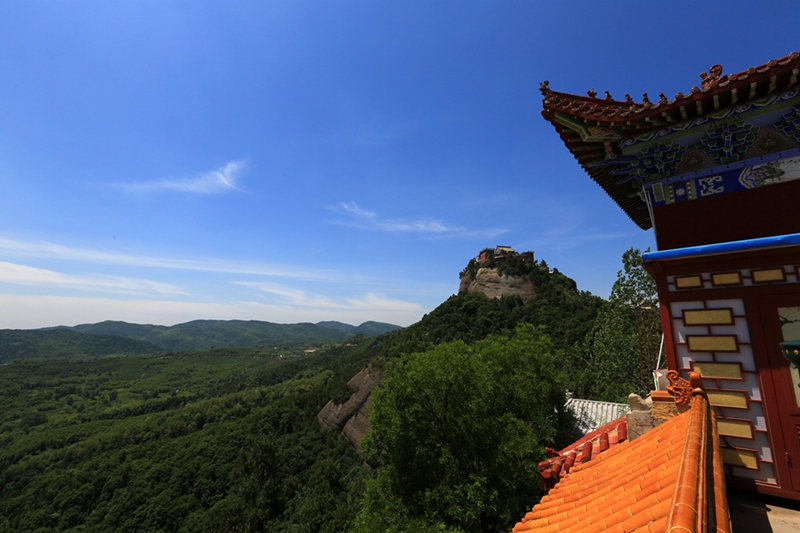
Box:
[0,329,162,363]
[315,320,401,337]
[0,320,402,361]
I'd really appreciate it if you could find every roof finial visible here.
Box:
[624,94,634,104]
[587,88,597,99]
[539,80,551,94]
[604,90,613,101]
[666,370,692,405]
[659,93,668,105]
[642,92,651,105]
[700,64,724,89]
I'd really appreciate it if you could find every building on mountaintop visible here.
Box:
[495,245,516,256]
[476,246,534,263]
[539,50,800,506]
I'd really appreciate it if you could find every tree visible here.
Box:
[566,248,661,401]
[355,324,572,533]
[609,247,658,308]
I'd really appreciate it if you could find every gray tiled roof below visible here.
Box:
[565,398,629,436]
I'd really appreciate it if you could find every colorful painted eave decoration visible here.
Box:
[541,52,800,230]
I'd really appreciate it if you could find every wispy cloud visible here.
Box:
[0,261,185,295]
[328,201,506,239]
[116,160,246,194]
[527,230,634,251]
[0,294,426,330]
[525,215,633,251]
[379,218,455,233]
[341,202,376,218]
[344,292,424,312]
[235,281,424,314]
[234,281,347,309]
[0,237,343,282]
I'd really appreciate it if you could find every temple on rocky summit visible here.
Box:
[541,51,800,503]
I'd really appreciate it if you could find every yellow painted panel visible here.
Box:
[753,269,784,282]
[676,276,702,288]
[713,272,741,285]
[717,420,753,439]
[721,448,759,469]
[684,309,733,325]
[693,362,742,379]
[687,335,738,352]
[707,390,748,408]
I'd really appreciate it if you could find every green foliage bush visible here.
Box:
[356,324,573,533]
[562,248,661,402]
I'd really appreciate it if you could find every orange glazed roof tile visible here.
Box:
[539,416,628,492]
[514,373,731,533]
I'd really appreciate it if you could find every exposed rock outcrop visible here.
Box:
[341,395,373,456]
[317,366,383,454]
[459,267,536,302]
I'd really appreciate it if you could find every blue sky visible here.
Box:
[1,1,797,329]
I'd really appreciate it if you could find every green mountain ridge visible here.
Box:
[315,320,402,337]
[0,329,163,363]
[17,319,402,357]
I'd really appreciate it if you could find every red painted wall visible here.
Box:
[653,179,800,251]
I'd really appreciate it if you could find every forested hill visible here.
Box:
[381,262,606,358]
[0,338,381,532]
[56,319,400,352]
[0,329,162,363]
[315,320,402,337]
[0,251,654,532]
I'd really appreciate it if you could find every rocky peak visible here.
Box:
[458,246,537,302]
[459,267,536,302]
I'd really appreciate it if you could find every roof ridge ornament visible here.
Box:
[539,80,550,95]
[666,370,707,405]
[700,64,725,89]
[666,370,692,404]
[538,51,800,231]
[587,88,597,99]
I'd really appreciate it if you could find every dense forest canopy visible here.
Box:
[0,339,379,533]
[0,329,162,363]
[65,319,401,353]
[0,249,658,532]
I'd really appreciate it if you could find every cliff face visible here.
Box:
[317,366,383,455]
[459,267,536,302]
